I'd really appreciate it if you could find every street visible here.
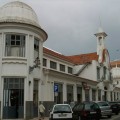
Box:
[101,114,120,120]
[32,114,120,120]
[45,114,120,120]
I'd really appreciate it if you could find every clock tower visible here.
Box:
[94,27,107,63]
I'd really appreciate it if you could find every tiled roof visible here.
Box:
[43,47,74,64]
[111,60,120,67]
[67,53,98,65]
[43,47,98,65]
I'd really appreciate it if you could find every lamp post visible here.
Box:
[29,57,40,74]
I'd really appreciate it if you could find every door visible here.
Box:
[3,78,24,119]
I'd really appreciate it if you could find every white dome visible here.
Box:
[0,1,40,27]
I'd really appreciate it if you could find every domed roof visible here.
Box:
[0,1,40,27]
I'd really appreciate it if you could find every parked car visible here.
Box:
[72,101,101,120]
[115,101,120,111]
[108,101,119,115]
[49,104,73,120]
[95,101,112,118]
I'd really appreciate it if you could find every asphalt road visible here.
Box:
[101,114,120,120]
[42,113,120,120]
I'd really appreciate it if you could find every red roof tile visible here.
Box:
[111,60,120,68]
[67,53,98,65]
[43,47,98,65]
[43,47,74,63]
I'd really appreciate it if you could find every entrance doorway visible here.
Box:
[77,86,82,102]
[67,85,73,103]
[104,86,107,101]
[3,78,24,119]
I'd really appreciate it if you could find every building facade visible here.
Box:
[0,1,119,120]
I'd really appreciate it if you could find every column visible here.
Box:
[73,84,77,102]
[82,87,85,102]
[63,83,67,103]
[89,88,92,101]
[107,91,110,101]
[112,92,114,101]
[96,89,98,101]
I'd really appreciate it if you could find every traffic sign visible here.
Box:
[54,84,58,92]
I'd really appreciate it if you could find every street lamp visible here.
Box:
[29,57,40,74]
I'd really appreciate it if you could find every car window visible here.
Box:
[97,102,109,107]
[91,103,99,109]
[73,103,84,111]
[85,103,94,110]
[54,105,71,113]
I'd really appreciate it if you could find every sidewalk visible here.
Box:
[31,117,49,120]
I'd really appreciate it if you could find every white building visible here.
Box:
[0,1,47,119]
[0,1,119,120]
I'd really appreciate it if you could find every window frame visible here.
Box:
[5,34,26,57]
[50,61,57,69]
[60,64,65,72]
[68,67,73,74]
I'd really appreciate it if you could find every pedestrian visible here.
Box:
[39,102,45,120]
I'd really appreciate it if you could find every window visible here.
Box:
[43,58,47,67]
[97,67,100,80]
[60,64,65,72]
[109,72,112,81]
[92,89,96,101]
[34,38,39,59]
[103,67,107,79]
[5,34,25,57]
[68,67,73,74]
[67,85,73,103]
[98,37,102,45]
[50,61,57,69]
[98,90,101,101]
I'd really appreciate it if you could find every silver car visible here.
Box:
[95,101,112,118]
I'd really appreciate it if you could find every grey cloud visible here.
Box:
[0,0,120,60]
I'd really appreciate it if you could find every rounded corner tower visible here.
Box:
[0,1,47,119]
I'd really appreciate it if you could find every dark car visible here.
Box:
[115,101,120,111]
[95,101,112,118]
[72,101,101,120]
[108,102,119,115]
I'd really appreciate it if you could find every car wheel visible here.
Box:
[108,115,112,118]
[78,116,81,120]
[96,118,100,120]
[116,112,119,115]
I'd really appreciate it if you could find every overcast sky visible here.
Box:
[0,0,120,61]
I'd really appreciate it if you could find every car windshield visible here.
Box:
[85,103,93,110]
[109,102,116,105]
[70,102,75,108]
[54,105,71,113]
[97,102,109,107]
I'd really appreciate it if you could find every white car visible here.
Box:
[49,104,73,120]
